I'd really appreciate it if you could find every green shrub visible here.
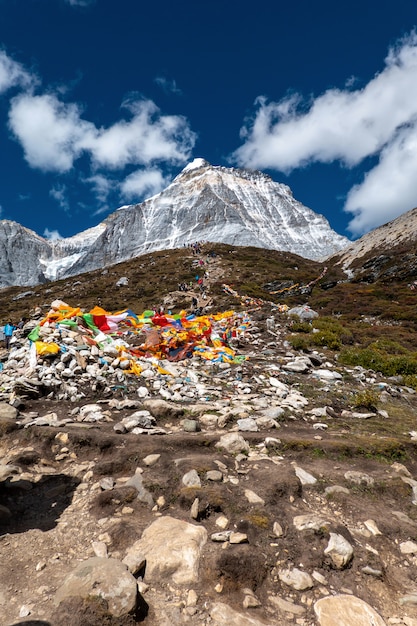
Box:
[352,389,379,411]
[339,346,417,377]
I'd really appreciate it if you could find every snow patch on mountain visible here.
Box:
[0,161,350,288]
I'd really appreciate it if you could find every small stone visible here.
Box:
[143,454,160,467]
[244,489,265,505]
[215,515,229,530]
[206,470,223,482]
[273,521,284,537]
[190,497,199,520]
[229,532,248,544]
[91,541,108,558]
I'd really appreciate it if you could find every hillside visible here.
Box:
[1,243,417,625]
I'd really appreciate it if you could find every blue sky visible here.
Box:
[0,0,416,242]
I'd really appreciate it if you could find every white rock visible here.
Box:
[278,567,314,590]
[294,466,317,485]
[314,594,387,625]
[324,533,354,569]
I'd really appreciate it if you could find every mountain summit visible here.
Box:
[0,159,349,288]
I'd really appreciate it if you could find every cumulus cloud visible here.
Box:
[43,228,63,240]
[233,32,417,235]
[0,50,35,94]
[83,98,195,169]
[9,93,93,172]
[8,93,196,175]
[120,168,168,200]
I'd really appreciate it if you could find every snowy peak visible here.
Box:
[0,160,350,288]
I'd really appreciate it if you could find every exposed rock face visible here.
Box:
[0,159,349,287]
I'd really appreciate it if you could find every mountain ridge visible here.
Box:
[0,159,349,288]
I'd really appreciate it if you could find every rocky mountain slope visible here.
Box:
[0,158,349,288]
[1,243,417,625]
[332,205,417,282]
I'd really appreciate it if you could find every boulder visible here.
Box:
[124,515,207,585]
[54,557,138,618]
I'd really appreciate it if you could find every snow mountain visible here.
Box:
[0,159,349,288]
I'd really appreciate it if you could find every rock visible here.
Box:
[324,532,354,569]
[401,476,417,504]
[190,497,199,519]
[216,432,250,455]
[244,489,265,505]
[125,468,154,507]
[282,360,310,373]
[314,594,387,625]
[278,566,314,590]
[183,418,200,432]
[182,469,201,487]
[293,514,329,531]
[400,540,417,554]
[206,470,223,482]
[325,485,349,496]
[142,453,160,466]
[314,369,342,381]
[294,466,317,485]
[210,601,272,625]
[344,470,374,486]
[0,403,18,419]
[126,515,207,584]
[215,515,229,529]
[91,541,108,558]
[364,519,382,536]
[237,418,258,431]
[229,532,248,544]
[143,398,184,419]
[122,549,146,575]
[0,464,21,481]
[54,557,138,618]
[268,595,306,615]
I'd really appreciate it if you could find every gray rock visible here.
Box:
[216,433,250,455]
[182,469,201,488]
[183,418,200,432]
[54,557,138,618]
[206,470,223,482]
[125,468,154,507]
[237,418,258,432]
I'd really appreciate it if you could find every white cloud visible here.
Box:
[84,173,113,205]
[9,93,196,175]
[9,93,93,172]
[120,168,168,200]
[50,183,70,212]
[0,50,35,94]
[64,0,95,6]
[345,124,417,233]
[233,32,417,234]
[43,228,63,240]
[83,98,195,169]
[154,76,182,95]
